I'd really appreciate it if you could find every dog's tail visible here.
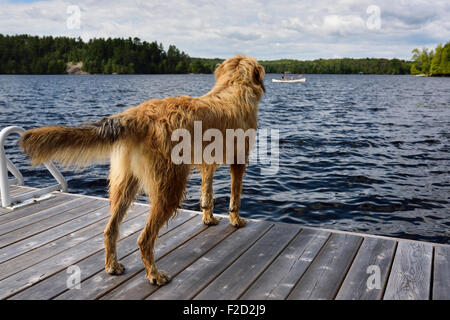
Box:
[20,116,126,167]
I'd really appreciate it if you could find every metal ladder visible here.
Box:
[0,126,67,209]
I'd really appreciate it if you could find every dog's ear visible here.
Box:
[253,65,266,92]
[214,62,225,80]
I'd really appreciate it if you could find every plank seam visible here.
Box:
[141,221,241,300]
[0,197,97,236]
[187,223,275,300]
[0,199,100,243]
[0,194,75,225]
[236,227,303,300]
[94,217,214,300]
[0,202,111,257]
[331,236,364,300]
[167,223,275,301]
[429,245,435,300]
[380,240,399,300]
[4,210,193,300]
[0,205,150,280]
[289,225,450,248]
[285,231,332,299]
[188,223,276,300]
[381,241,398,299]
[49,214,201,300]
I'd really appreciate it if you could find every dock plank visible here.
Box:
[148,220,273,300]
[240,228,330,300]
[0,204,148,281]
[383,241,433,300]
[0,198,103,248]
[287,233,363,300]
[433,245,450,300]
[0,186,448,300]
[100,219,236,300]
[0,187,50,215]
[194,223,301,300]
[54,214,206,300]
[0,193,74,224]
[10,212,196,299]
[0,200,110,262]
[0,204,158,299]
[0,197,94,236]
[335,237,397,300]
[10,186,37,197]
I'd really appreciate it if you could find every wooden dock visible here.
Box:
[0,186,448,300]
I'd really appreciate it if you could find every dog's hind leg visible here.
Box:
[229,164,247,228]
[104,148,139,275]
[201,165,219,225]
[138,162,189,286]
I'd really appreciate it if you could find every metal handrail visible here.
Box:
[0,126,68,208]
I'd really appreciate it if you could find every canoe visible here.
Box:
[272,78,306,83]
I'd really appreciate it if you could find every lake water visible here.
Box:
[0,74,449,243]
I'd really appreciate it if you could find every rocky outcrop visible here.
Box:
[66,62,89,75]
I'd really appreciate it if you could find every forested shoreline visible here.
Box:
[410,42,450,76]
[0,34,447,75]
[259,58,411,75]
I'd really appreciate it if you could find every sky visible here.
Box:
[1,0,449,60]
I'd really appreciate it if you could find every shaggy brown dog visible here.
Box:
[19,55,265,285]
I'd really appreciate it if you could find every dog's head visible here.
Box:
[214,55,265,97]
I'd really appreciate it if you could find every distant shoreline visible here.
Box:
[0,34,414,76]
[2,34,448,76]
[4,72,431,76]
[2,72,448,76]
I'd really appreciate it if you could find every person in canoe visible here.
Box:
[281,73,286,80]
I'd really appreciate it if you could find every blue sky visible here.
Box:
[1,0,449,60]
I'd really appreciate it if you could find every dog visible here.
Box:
[20,55,265,286]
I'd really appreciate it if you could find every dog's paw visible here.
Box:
[148,270,171,286]
[230,217,247,228]
[202,216,219,226]
[105,262,125,275]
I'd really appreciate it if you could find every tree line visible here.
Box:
[0,34,194,74]
[410,42,450,76]
[1,34,446,75]
[259,58,411,75]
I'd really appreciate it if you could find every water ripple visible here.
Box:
[0,74,448,243]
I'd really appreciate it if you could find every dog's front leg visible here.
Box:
[201,165,219,225]
[229,164,247,228]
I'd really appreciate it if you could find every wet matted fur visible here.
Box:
[20,55,265,285]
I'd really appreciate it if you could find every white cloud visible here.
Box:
[0,0,448,59]
[322,15,366,36]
